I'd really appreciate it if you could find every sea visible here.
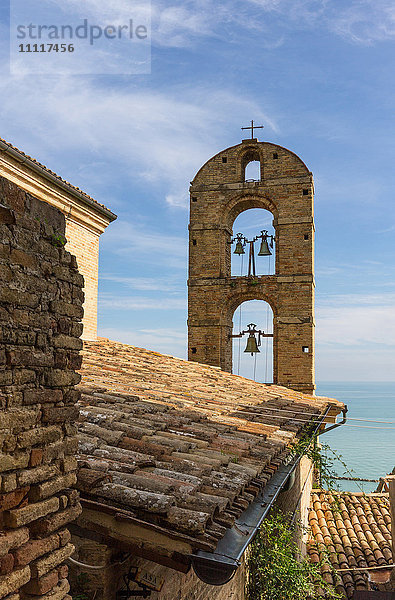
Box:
[316,382,395,493]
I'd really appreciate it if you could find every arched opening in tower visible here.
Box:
[232,300,273,383]
[231,208,275,277]
[244,160,261,181]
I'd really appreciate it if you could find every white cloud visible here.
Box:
[329,1,395,44]
[0,72,275,208]
[101,220,188,269]
[99,294,186,310]
[98,326,187,358]
[101,274,182,292]
[316,293,395,347]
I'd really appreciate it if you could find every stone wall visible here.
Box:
[69,538,246,600]
[0,177,82,600]
[0,147,116,344]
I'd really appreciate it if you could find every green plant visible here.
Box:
[71,572,90,600]
[291,433,364,493]
[50,231,67,247]
[220,449,239,463]
[246,510,342,600]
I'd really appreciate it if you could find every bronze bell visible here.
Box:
[244,333,260,355]
[258,237,272,256]
[234,238,245,255]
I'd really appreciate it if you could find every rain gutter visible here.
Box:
[191,404,346,585]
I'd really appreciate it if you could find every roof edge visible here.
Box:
[191,406,333,585]
[0,139,117,222]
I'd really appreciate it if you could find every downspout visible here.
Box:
[191,404,347,585]
[319,407,347,435]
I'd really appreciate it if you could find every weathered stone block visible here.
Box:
[0,204,15,225]
[0,528,29,557]
[44,371,81,389]
[29,504,81,537]
[0,409,40,431]
[0,487,29,511]
[13,532,61,567]
[57,531,71,548]
[10,250,37,270]
[23,578,70,600]
[1,473,17,493]
[0,553,14,575]
[0,566,30,598]
[0,243,10,260]
[18,426,62,449]
[0,265,12,283]
[6,350,54,368]
[4,496,60,528]
[22,568,59,595]
[29,473,76,502]
[23,389,63,406]
[30,543,74,579]
[57,564,68,579]
[60,458,77,474]
[49,301,83,319]
[17,465,59,487]
[0,372,12,386]
[0,289,38,309]
[11,370,36,385]
[53,335,82,351]
[0,452,30,473]
[42,407,79,424]
[29,448,43,468]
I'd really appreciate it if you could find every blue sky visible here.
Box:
[1,0,395,382]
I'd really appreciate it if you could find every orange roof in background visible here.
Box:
[308,490,392,598]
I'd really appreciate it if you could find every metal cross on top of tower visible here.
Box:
[241,120,264,139]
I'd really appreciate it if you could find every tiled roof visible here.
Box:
[308,490,392,599]
[76,339,343,559]
[0,136,116,219]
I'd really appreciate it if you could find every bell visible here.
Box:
[258,237,272,256]
[234,240,245,255]
[244,333,260,355]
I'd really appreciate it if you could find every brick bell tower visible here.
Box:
[187,132,316,394]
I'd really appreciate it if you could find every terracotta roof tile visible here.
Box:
[308,490,392,598]
[77,339,343,556]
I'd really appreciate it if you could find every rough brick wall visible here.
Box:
[188,140,315,394]
[64,220,99,341]
[69,538,246,600]
[0,177,82,600]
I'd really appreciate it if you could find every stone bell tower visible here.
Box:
[187,133,315,394]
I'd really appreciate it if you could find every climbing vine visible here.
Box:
[246,432,359,600]
[291,433,363,493]
[246,510,342,600]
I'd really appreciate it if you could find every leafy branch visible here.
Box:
[246,509,342,600]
